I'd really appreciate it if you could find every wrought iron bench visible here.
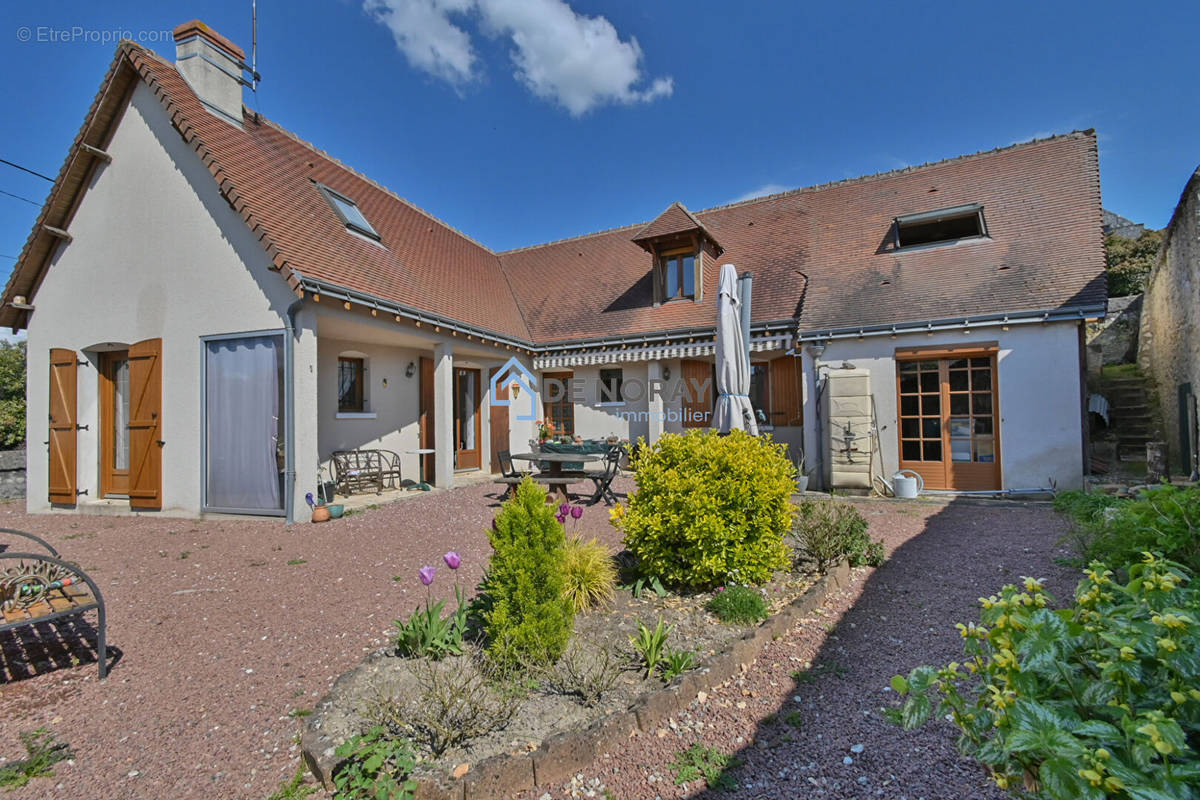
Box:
[330,449,405,496]
[0,528,107,679]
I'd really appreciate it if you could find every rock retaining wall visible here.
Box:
[302,560,853,799]
[0,448,26,500]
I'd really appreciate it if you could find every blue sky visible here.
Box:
[1,0,1198,293]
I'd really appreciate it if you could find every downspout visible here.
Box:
[284,298,303,525]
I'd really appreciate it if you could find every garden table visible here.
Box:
[406,449,435,491]
[511,451,601,501]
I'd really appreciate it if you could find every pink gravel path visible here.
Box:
[518,498,1078,800]
[0,480,625,799]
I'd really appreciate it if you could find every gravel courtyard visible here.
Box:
[0,483,1075,799]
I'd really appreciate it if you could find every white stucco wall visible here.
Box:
[25,82,305,516]
[799,322,1086,491]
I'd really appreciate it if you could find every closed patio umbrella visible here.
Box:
[713,263,758,434]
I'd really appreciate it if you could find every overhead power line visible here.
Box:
[0,189,41,207]
[0,158,54,183]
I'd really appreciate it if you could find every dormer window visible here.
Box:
[894,203,986,248]
[660,248,697,301]
[631,201,723,307]
[317,183,380,240]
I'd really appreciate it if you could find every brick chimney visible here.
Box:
[173,20,246,126]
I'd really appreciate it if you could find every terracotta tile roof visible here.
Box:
[501,131,1106,340]
[3,40,1105,347]
[631,201,722,251]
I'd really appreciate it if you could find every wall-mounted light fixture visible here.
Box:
[405,361,415,378]
[511,382,521,399]
[662,366,671,381]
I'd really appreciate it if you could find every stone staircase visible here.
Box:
[1105,376,1157,462]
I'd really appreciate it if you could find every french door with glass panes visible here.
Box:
[896,350,1001,490]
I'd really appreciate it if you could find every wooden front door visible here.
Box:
[488,367,509,473]
[897,349,1001,491]
[454,367,482,471]
[419,357,435,484]
[48,348,78,506]
[99,351,131,496]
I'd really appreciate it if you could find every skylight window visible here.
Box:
[894,203,986,248]
[317,184,380,240]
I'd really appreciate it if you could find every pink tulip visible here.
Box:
[570,506,583,519]
[443,551,461,570]
[418,566,435,586]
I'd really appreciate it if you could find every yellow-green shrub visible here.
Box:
[613,430,793,589]
[562,535,617,613]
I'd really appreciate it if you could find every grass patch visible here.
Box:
[0,729,72,790]
[669,743,742,791]
[705,585,768,625]
[783,711,803,729]
[287,708,312,718]
[286,559,307,566]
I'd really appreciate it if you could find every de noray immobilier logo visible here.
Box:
[490,356,714,425]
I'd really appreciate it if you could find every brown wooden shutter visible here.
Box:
[419,357,435,482]
[681,359,713,428]
[768,356,803,427]
[48,348,78,505]
[128,338,163,509]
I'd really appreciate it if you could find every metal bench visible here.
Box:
[330,449,405,496]
[0,528,107,679]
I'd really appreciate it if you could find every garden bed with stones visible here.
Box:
[302,560,849,799]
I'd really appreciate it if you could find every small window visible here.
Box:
[599,368,624,403]
[317,184,380,240]
[659,250,697,301]
[338,357,365,412]
[894,203,985,248]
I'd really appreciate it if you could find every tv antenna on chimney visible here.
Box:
[251,0,260,94]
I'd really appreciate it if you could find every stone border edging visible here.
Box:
[302,559,853,799]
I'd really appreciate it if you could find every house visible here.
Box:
[2,22,1107,520]
[1138,165,1200,478]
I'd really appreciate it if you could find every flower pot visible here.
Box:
[795,474,810,493]
[311,505,331,523]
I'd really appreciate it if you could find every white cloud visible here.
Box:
[729,183,790,204]
[363,0,673,115]
[364,0,478,87]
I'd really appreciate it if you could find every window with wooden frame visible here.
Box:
[543,371,574,436]
[338,357,365,412]
[657,247,697,302]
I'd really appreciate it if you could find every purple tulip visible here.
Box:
[570,506,583,520]
[418,566,436,586]
[559,503,570,516]
[556,513,566,524]
[443,551,461,570]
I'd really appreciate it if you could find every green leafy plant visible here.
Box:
[394,557,469,660]
[706,585,769,624]
[0,341,25,449]
[661,648,697,681]
[613,430,794,589]
[630,617,672,678]
[1105,229,1162,297]
[1057,485,1200,574]
[668,743,742,791]
[264,767,318,800]
[332,726,417,800]
[618,572,668,599]
[561,535,617,613]
[481,478,574,670]
[783,711,803,729]
[793,500,884,570]
[0,729,72,790]
[888,554,1200,799]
